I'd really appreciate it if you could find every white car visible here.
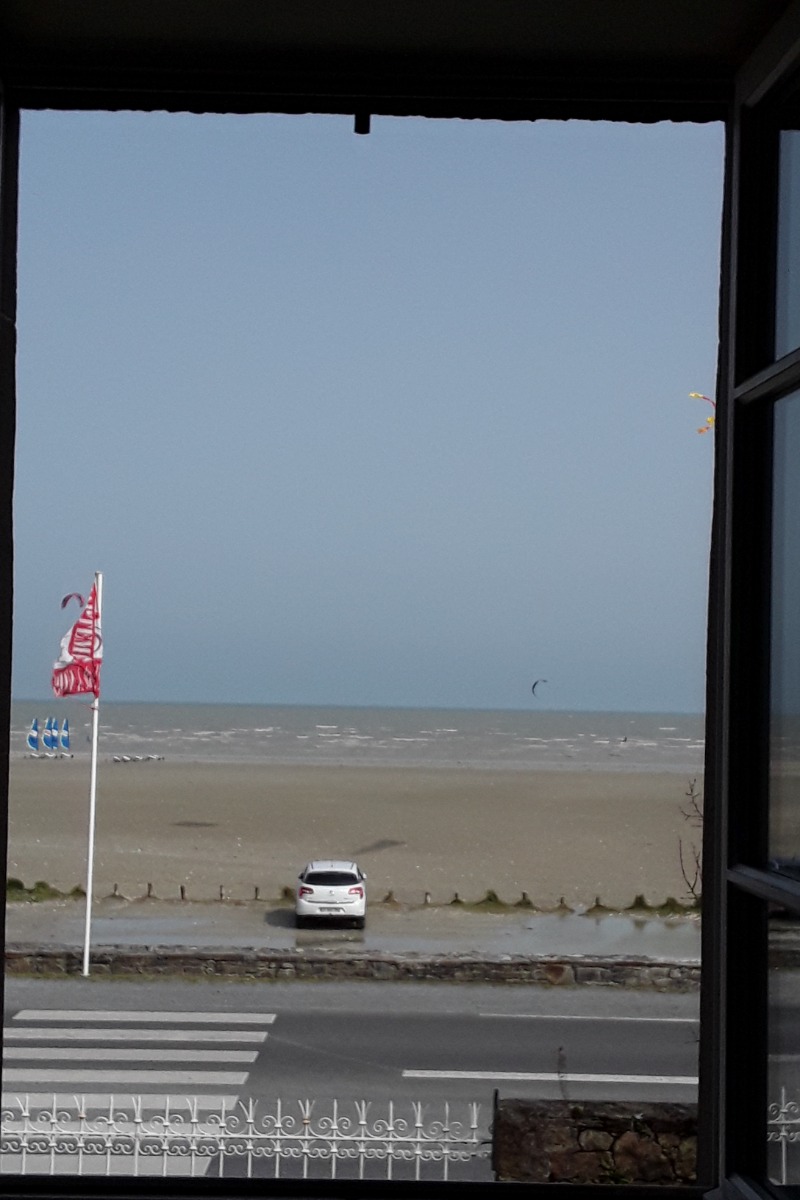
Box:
[295,860,367,929]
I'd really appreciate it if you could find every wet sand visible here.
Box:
[6,760,702,908]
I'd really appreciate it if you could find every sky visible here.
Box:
[12,112,723,711]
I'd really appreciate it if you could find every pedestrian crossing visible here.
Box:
[2,1008,275,1104]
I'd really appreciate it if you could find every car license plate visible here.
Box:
[321,906,343,913]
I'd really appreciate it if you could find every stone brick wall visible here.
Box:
[4,944,700,988]
[492,1100,697,1184]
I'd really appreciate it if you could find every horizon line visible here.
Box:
[10,697,706,717]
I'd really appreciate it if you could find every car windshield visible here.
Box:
[305,871,358,886]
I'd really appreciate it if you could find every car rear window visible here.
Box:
[304,871,358,886]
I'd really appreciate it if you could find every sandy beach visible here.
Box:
[6,759,702,909]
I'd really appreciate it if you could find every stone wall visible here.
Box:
[492,1100,697,1184]
[5,944,700,988]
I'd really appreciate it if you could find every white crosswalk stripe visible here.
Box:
[12,1010,276,1025]
[4,1092,239,1109]
[4,1069,251,1086]
[2,1008,274,1103]
[5,1047,258,1063]
[7,1027,266,1043]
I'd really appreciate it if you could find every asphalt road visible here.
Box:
[2,978,700,1181]
[3,976,700,1103]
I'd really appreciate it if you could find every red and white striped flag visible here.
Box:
[52,583,103,698]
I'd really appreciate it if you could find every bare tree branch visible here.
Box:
[678,779,703,905]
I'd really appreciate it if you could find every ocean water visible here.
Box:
[10,702,705,773]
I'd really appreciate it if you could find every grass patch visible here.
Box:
[654,895,693,916]
[6,878,73,902]
[626,893,699,916]
[473,889,511,911]
[626,893,657,914]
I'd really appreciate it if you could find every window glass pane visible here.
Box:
[769,911,800,1184]
[775,132,800,359]
[770,391,800,872]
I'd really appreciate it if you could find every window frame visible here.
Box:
[4,8,800,1196]
[710,9,800,1197]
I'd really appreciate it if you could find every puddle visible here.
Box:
[6,902,700,960]
[526,912,699,958]
[349,913,700,959]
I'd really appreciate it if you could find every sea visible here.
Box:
[10,702,706,774]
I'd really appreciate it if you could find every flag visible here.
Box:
[52,583,103,698]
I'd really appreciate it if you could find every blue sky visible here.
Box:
[12,113,722,711]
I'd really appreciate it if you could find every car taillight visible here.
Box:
[298,885,314,897]
[348,886,364,897]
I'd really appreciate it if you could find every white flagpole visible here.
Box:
[82,570,103,978]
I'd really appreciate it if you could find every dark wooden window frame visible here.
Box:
[4,11,800,1200]
[704,9,800,1200]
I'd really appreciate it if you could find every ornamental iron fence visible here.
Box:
[1,1094,490,1179]
[769,1086,800,1184]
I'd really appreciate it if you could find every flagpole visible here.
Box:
[82,571,103,977]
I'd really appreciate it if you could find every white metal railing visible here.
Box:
[16,1091,800,1181]
[768,1087,800,1184]
[1,1095,490,1179]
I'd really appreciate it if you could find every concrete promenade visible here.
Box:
[5,898,701,988]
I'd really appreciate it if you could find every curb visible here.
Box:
[5,944,701,989]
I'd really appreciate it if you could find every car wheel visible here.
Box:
[354,916,365,930]
[295,914,307,929]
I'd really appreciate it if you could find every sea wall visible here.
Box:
[5,944,701,988]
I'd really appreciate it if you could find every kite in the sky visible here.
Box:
[531,679,547,696]
[690,392,716,434]
[61,593,85,610]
